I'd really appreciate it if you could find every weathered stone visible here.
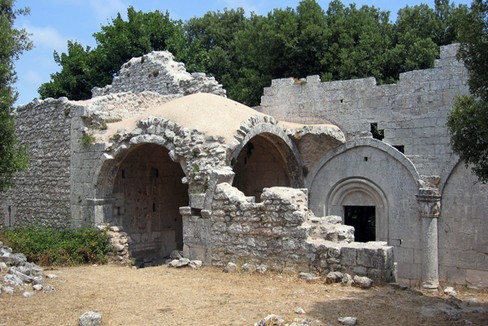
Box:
[295,307,306,314]
[79,311,102,326]
[298,272,319,282]
[326,271,344,284]
[32,284,43,291]
[189,260,203,269]
[444,286,458,297]
[338,316,357,325]
[353,275,373,289]
[254,314,285,326]
[22,291,34,298]
[242,263,257,273]
[341,273,353,286]
[223,262,238,273]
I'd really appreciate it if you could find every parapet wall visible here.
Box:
[259,44,469,176]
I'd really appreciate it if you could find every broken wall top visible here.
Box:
[91,51,226,98]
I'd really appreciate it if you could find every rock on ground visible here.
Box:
[79,311,102,326]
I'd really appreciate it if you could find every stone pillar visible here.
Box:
[416,188,441,290]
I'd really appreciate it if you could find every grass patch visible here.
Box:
[0,225,112,266]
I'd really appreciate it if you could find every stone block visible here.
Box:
[466,269,488,288]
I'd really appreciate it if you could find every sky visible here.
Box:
[13,0,472,106]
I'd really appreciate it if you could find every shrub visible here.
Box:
[0,225,112,266]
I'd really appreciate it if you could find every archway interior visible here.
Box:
[344,205,376,242]
[232,135,291,201]
[111,144,188,265]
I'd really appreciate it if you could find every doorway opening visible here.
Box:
[344,205,376,242]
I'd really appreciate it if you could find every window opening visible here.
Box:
[370,123,384,141]
[344,205,376,242]
[393,145,405,154]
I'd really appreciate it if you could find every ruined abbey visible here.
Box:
[1,44,487,288]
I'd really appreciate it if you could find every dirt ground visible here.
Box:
[0,264,487,326]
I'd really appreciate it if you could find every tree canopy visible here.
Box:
[0,0,31,191]
[39,0,469,107]
[447,0,488,183]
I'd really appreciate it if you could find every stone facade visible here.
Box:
[258,44,488,287]
[1,45,486,287]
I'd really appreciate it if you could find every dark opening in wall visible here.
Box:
[121,169,125,179]
[370,123,384,141]
[150,167,159,178]
[344,205,376,242]
[393,145,405,154]
[7,205,12,227]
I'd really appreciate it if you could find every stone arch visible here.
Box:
[327,177,389,241]
[307,138,422,280]
[93,138,188,265]
[229,121,303,200]
[306,138,420,189]
[439,155,461,195]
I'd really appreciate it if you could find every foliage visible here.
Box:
[38,0,471,106]
[39,7,185,100]
[82,132,96,148]
[0,0,31,191]
[0,225,112,266]
[447,0,488,182]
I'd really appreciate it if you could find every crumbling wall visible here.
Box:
[92,51,225,98]
[259,44,469,176]
[0,99,73,227]
[182,183,394,282]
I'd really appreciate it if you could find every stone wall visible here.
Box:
[440,163,488,288]
[259,44,469,177]
[92,51,225,98]
[182,183,394,282]
[0,99,73,227]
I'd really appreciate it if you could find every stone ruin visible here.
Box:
[1,45,487,288]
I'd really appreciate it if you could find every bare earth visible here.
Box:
[1,264,487,326]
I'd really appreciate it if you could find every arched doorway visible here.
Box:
[109,144,188,265]
[232,134,292,200]
[327,178,388,242]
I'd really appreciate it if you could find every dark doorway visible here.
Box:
[112,144,188,266]
[344,206,376,242]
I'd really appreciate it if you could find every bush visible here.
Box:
[0,225,112,266]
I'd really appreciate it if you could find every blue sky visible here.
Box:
[13,0,472,106]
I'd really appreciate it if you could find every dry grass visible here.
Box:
[1,264,487,326]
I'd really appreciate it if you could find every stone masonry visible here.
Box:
[1,44,486,287]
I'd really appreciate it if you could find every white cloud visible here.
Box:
[25,25,67,52]
[88,0,127,22]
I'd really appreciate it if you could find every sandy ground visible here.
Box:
[1,264,487,326]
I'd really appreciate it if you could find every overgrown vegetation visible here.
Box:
[0,225,112,266]
[447,0,488,183]
[0,0,32,191]
[38,0,469,107]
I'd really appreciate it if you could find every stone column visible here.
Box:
[416,188,441,290]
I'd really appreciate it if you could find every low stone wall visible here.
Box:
[183,183,394,282]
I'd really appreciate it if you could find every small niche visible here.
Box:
[121,169,126,179]
[152,203,156,212]
[364,157,368,162]
[150,167,159,178]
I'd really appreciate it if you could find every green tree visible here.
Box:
[39,7,184,100]
[447,0,488,182]
[0,0,31,191]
